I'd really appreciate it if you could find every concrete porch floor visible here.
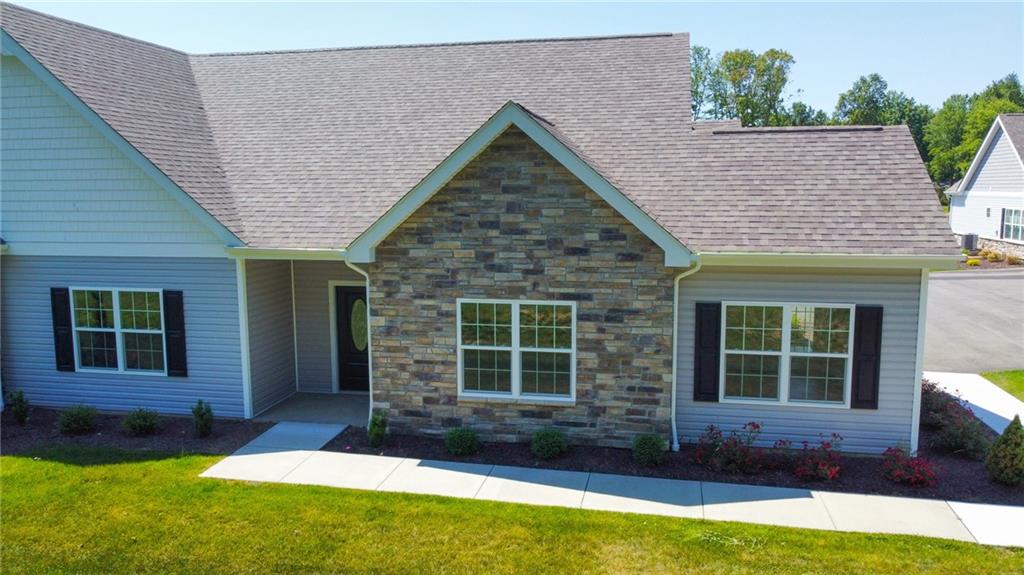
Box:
[254,392,368,426]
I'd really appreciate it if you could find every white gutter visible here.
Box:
[670,259,703,451]
[225,246,347,261]
[344,260,374,426]
[699,252,960,270]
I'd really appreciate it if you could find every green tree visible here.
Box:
[834,74,889,125]
[719,48,795,126]
[978,73,1024,107]
[780,101,830,126]
[955,97,1024,172]
[834,74,934,161]
[924,94,970,185]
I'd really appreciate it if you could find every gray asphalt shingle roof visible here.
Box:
[998,113,1024,162]
[0,3,958,256]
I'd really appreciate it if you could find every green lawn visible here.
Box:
[983,369,1024,402]
[1,447,1021,574]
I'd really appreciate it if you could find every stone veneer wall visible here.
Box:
[368,127,679,447]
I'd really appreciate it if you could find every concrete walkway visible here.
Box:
[202,423,1022,548]
[925,370,1024,433]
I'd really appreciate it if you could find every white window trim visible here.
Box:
[456,298,576,404]
[1000,208,1024,244]
[69,287,168,377]
[718,301,855,409]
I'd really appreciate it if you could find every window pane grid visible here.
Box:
[77,330,118,369]
[722,303,853,406]
[459,300,574,400]
[71,288,165,374]
[1004,209,1023,241]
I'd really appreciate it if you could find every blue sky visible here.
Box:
[14,1,1024,112]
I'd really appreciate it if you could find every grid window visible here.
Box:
[722,304,783,400]
[1003,208,1023,242]
[458,300,575,400]
[721,302,855,406]
[71,288,166,374]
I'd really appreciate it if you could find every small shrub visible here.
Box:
[632,433,667,466]
[882,446,938,487]
[531,429,567,460]
[986,251,1004,262]
[986,415,1024,486]
[192,399,214,438]
[932,401,991,460]
[793,434,843,482]
[445,427,480,456]
[1007,255,1022,266]
[367,411,387,448]
[59,405,97,435]
[122,408,160,436]
[765,439,794,470]
[6,390,29,425]
[965,258,981,267]
[695,422,764,474]
[978,248,992,258]
[920,379,957,429]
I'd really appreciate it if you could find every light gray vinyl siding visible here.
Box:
[246,260,296,415]
[964,128,1024,191]
[0,56,225,258]
[0,255,245,417]
[292,261,363,392]
[950,126,1024,240]
[676,267,923,454]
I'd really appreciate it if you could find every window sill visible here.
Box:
[719,397,850,410]
[457,393,576,407]
[75,367,169,377]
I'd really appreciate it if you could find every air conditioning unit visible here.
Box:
[962,233,978,252]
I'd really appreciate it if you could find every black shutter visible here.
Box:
[694,302,721,402]
[50,287,75,371]
[1000,208,1007,239]
[163,290,188,377]
[851,305,883,409]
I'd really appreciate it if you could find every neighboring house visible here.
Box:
[0,4,959,453]
[948,114,1024,257]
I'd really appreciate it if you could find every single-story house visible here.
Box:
[0,4,959,453]
[947,113,1024,257]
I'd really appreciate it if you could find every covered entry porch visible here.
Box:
[236,253,371,426]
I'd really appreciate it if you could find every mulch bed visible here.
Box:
[324,426,1023,506]
[1,407,273,456]
[958,256,1021,270]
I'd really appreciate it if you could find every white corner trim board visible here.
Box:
[234,258,254,418]
[910,269,930,454]
[344,101,695,268]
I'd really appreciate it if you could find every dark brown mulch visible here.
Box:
[1,407,273,456]
[324,426,1023,506]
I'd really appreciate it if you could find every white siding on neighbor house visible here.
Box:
[245,260,296,415]
[0,56,226,257]
[292,261,363,392]
[0,255,245,417]
[950,126,1024,240]
[676,267,923,454]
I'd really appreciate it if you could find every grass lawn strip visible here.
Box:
[1,446,1021,574]
[982,370,1024,402]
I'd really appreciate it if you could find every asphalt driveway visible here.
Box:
[924,269,1024,372]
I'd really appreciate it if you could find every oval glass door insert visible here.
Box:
[350,298,368,351]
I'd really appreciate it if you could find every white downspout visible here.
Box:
[670,259,703,451]
[344,260,374,425]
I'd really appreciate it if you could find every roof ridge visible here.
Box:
[193,32,682,58]
[712,126,886,135]
[0,2,187,55]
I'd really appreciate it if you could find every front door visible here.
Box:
[336,286,369,392]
